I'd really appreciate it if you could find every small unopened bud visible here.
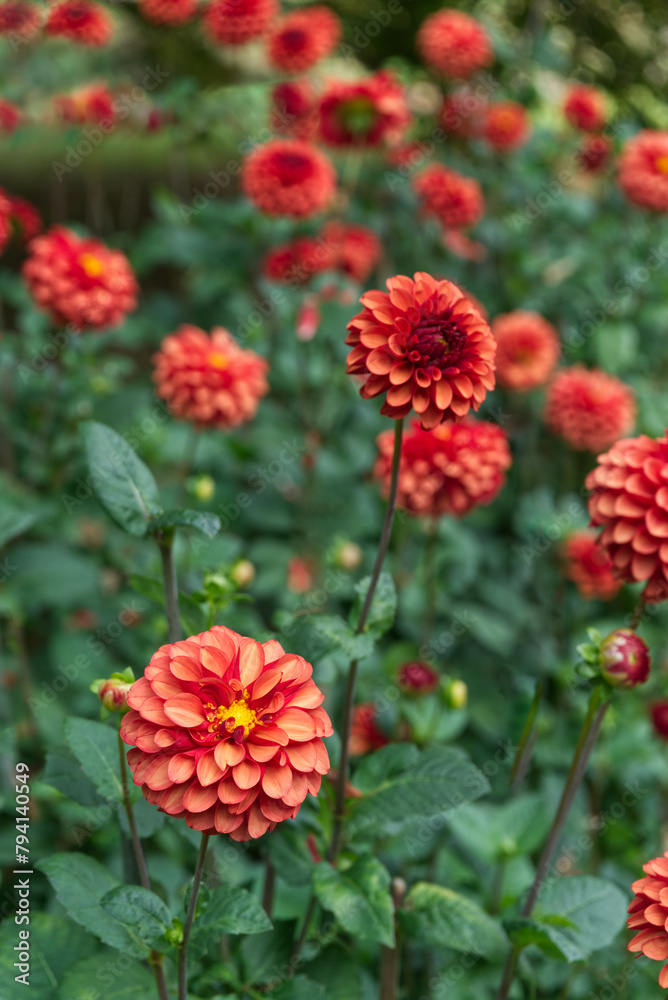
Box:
[445,679,468,709]
[336,541,362,571]
[231,559,255,588]
[191,474,215,502]
[93,677,132,712]
[600,628,650,689]
[397,660,439,694]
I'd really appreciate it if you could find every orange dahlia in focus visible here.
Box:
[577,134,612,172]
[374,417,510,517]
[349,703,388,756]
[22,226,137,330]
[563,530,621,601]
[262,236,331,285]
[0,99,20,133]
[417,9,492,79]
[563,84,607,132]
[346,272,496,428]
[139,0,197,25]
[45,0,113,45]
[318,71,410,148]
[0,0,41,38]
[242,139,336,218]
[203,0,277,45]
[627,853,668,987]
[267,5,341,73]
[491,310,560,391]
[270,80,319,139]
[545,366,635,453]
[440,88,487,137]
[321,221,381,283]
[618,131,668,212]
[54,84,115,127]
[482,101,530,150]
[413,164,484,230]
[586,432,668,604]
[120,626,332,842]
[153,325,268,430]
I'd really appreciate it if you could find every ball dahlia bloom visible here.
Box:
[262,236,330,286]
[618,130,668,212]
[586,432,668,603]
[600,628,650,689]
[0,0,41,39]
[545,366,635,453]
[318,71,410,149]
[270,80,319,139]
[563,530,621,601]
[203,0,277,45]
[22,226,138,330]
[628,853,668,986]
[413,164,484,231]
[563,84,607,132]
[267,5,341,73]
[577,134,613,172]
[397,660,439,693]
[346,272,496,427]
[139,0,197,25]
[120,626,332,841]
[45,0,113,45]
[481,101,530,150]
[491,310,560,391]
[321,221,381,283]
[0,99,20,133]
[242,139,336,218]
[153,325,268,430]
[374,417,510,517]
[417,9,492,79]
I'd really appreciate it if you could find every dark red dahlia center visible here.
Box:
[409,315,466,369]
[274,151,315,185]
[281,27,308,52]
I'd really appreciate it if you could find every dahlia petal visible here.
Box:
[247,741,280,763]
[247,801,272,839]
[144,756,173,791]
[660,965,668,989]
[615,495,647,518]
[169,656,203,682]
[262,639,286,661]
[366,349,393,375]
[196,751,224,786]
[228,786,260,814]
[159,784,187,814]
[282,771,308,806]
[313,738,331,774]
[199,645,231,677]
[233,759,261,789]
[307,772,321,795]
[285,741,317,771]
[413,388,430,413]
[214,740,246,769]
[214,804,244,834]
[167,753,197,783]
[288,680,324,709]
[386,383,413,407]
[277,707,318,741]
[186,806,217,832]
[149,674,185,700]
[154,728,178,748]
[632,552,658,581]
[238,637,265,687]
[252,723,290,746]
[434,380,453,409]
[647,507,668,537]
[645,903,668,926]
[259,793,294,823]
[163,694,207,728]
[262,762,293,798]
[389,362,413,385]
[275,654,311,683]
[183,780,220,812]
[217,777,248,804]
[126,676,154,710]
[644,937,668,961]
[250,668,282,701]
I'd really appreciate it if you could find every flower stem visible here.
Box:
[179,832,210,1000]
[158,531,182,644]
[510,680,543,791]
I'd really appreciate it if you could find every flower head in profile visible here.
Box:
[492,310,560,391]
[600,628,650,689]
[0,0,41,39]
[318,71,410,148]
[618,130,668,212]
[374,417,510,517]
[153,325,268,430]
[270,80,319,139]
[203,0,277,44]
[545,366,635,452]
[346,272,496,428]
[563,84,607,132]
[22,226,137,330]
[262,235,331,286]
[628,852,668,987]
[139,0,197,25]
[321,221,381,283]
[45,0,113,45]
[481,101,530,150]
[242,139,336,217]
[267,5,341,73]
[577,134,612,172]
[413,164,484,230]
[562,530,621,601]
[417,9,492,79]
[349,703,388,756]
[397,660,439,694]
[120,626,332,841]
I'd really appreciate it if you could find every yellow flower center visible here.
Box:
[655,155,668,175]
[209,351,228,370]
[79,252,104,277]
[208,695,257,739]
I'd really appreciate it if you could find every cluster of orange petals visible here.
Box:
[203,0,277,45]
[618,130,668,212]
[586,432,668,604]
[627,853,668,988]
[45,0,113,45]
[417,8,492,79]
[346,272,496,429]
[482,101,530,150]
[242,139,336,217]
[318,71,410,148]
[120,626,332,842]
[139,0,197,26]
[413,164,484,230]
[0,0,41,38]
[153,325,268,430]
[375,417,511,517]
[22,226,137,330]
[563,530,621,601]
[563,84,607,132]
[492,310,560,391]
[545,366,635,453]
[53,83,115,127]
[267,5,341,73]
[263,222,380,286]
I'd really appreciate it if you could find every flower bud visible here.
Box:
[191,474,215,502]
[445,678,468,709]
[336,541,362,571]
[231,559,255,588]
[91,670,134,712]
[397,660,439,694]
[600,628,650,689]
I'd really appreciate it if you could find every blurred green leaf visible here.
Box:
[401,882,507,957]
[349,571,397,639]
[101,886,172,952]
[148,508,221,539]
[63,717,126,805]
[313,856,395,947]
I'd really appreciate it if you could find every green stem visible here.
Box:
[510,681,543,791]
[179,832,210,1000]
[158,531,182,644]
[421,518,438,645]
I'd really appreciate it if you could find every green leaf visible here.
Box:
[81,421,162,536]
[191,885,272,958]
[266,824,316,886]
[42,750,102,807]
[352,743,420,793]
[401,882,507,957]
[0,913,96,1000]
[310,615,375,660]
[0,503,36,548]
[448,794,551,863]
[524,875,629,962]
[312,856,395,946]
[129,572,207,636]
[269,976,328,1000]
[58,955,157,1000]
[101,886,173,952]
[304,944,363,1000]
[37,853,147,957]
[63,717,126,804]
[349,571,397,638]
[148,508,221,539]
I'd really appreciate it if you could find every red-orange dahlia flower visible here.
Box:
[349,703,388,756]
[203,0,277,45]
[374,417,510,517]
[563,84,607,132]
[397,660,439,693]
[0,99,20,133]
[139,0,197,25]
[6,193,41,241]
[120,626,332,841]
[270,80,319,139]
[562,530,621,601]
[0,0,41,38]
[242,139,336,218]
[618,130,668,212]
[53,83,115,127]
[413,164,484,230]
[321,221,380,283]
[267,5,341,73]
[440,87,487,137]
[577,134,612,172]
[262,236,331,286]
[417,9,492,79]
[545,366,635,453]
[491,310,560,391]
[22,226,138,330]
[45,0,113,45]
[318,71,410,148]
[482,101,530,150]
[346,273,496,427]
[153,325,268,430]
[627,852,668,987]
[586,432,668,603]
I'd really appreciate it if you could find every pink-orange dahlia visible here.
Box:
[586,432,668,604]
[481,101,530,150]
[563,84,607,132]
[139,0,197,25]
[120,626,332,842]
[270,80,319,139]
[45,0,113,45]
[374,417,510,517]
[618,130,668,212]
[577,134,612,172]
[562,530,621,601]
[321,221,381,283]
[22,226,137,330]
[413,164,484,230]
[627,853,668,987]
[346,273,496,427]
[241,139,336,217]
[417,9,492,79]
[203,0,277,45]
[0,0,41,38]
[491,310,560,391]
[0,99,20,133]
[153,325,268,430]
[318,71,410,148]
[267,5,341,73]
[349,703,388,756]
[545,366,635,453]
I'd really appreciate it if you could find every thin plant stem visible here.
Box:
[158,532,182,644]
[629,598,645,630]
[179,832,210,1000]
[421,518,438,645]
[510,680,543,791]
[262,861,275,918]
